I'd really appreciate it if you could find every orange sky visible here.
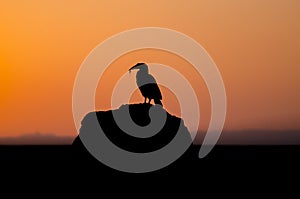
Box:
[1,0,300,137]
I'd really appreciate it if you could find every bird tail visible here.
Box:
[154,99,163,106]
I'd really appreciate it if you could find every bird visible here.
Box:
[129,63,163,106]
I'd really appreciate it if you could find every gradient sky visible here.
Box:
[1,0,300,138]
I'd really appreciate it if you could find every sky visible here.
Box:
[1,1,300,141]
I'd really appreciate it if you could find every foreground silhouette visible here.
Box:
[129,63,163,106]
[73,103,192,151]
[73,103,199,172]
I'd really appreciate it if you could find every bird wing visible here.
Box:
[146,74,162,100]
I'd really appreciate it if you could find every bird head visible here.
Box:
[129,63,148,73]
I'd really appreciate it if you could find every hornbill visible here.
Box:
[129,63,162,106]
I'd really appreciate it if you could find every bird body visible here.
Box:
[129,63,162,106]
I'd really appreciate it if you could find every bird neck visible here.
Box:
[137,68,148,75]
[136,69,149,85]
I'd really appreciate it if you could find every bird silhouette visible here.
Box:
[129,63,163,106]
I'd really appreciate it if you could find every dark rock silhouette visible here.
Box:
[72,103,198,170]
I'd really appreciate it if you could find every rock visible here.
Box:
[72,103,197,170]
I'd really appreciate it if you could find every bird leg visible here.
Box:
[148,99,152,104]
[144,97,147,104]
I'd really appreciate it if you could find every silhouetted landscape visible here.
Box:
[1,129,300,145]
[0,103,299,181]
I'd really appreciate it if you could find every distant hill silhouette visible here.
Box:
[194,129,300,145]
[72,103,198,169]
[0,133,74,145]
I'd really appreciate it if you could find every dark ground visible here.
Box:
[0,144,299,195]
[1,145,299,176]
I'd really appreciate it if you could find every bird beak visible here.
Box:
[129,65,138,72]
